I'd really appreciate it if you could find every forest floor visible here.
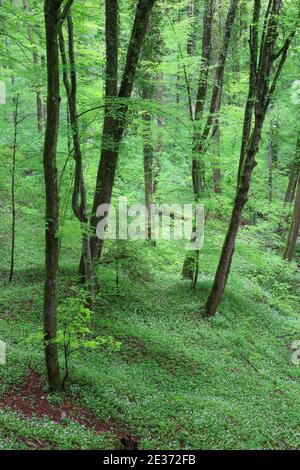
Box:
[1,212,300,449]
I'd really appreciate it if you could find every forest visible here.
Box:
[0,0,300,454]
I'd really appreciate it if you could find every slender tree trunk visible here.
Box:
[142,88,154,240]
[182,0,214,282]
[205,0,295,316]
[23,0,43,133]
[205,119,263,316]
[183,0,238,283]
[43,0,62,392]
[268,117,273,202]
[154,65,163,194]
[212,116,221,193]
[283,136,300,261]
[285,172,298,203]
[212,1,222,193]
[284,133,300,203]
[175,9,182,111]
[140,7,162,240]
[283,172,300,261]
[79,0,156,277]
[187,0,195,56]
[192,0,214,196]
[9,94,19,283]
[59,12,95,307]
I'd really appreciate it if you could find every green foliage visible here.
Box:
[1,0,300,451]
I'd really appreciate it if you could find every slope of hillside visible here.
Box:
[1,211,300,450]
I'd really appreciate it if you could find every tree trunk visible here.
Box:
[182,0,238,283]
[9,94,19,283]
[284,133,300,203]
[59,12,95,307]
[283,172,300,261]
[43,0,62,392]
[154,66,163,194]
[205,119,263,316]
[283,136,300,261]
[205,0,295,316]
[285,172,298,203]
[212,1,222,193]
[79,0,156,277]
[268,117,273,202]
[142,88,154,240]
[23,0,43,133]
[187,0,195,56]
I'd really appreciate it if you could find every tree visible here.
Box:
[139,6,162,241]
[9,93,19,283]
[23,0,43,133]
[205,0,297,317]
[79,0,157,278]
[43,0,74,392]
[283,133,300,261]
[182,0,239,286]
[58,10,95,306]
[284,133,300,203]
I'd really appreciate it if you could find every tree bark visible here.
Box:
[205,0,295,316]
[59,12,95,306]
[211,1,222,193]
[154,65,163,194]
[283,172,300,261]
[43,0,63,392]
[142,88,154,240]
[285,172,298,203]
[284,133,300,203]
[187,0,195,56]
[9,93,19,283]
[79,0,157,277]
[182,0,238,283]
[268,117,273,202]
[23,0,43,133]
[283,135,300,261]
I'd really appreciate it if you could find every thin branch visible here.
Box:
[59,0,75,24]
[76,105,105,119]
[166,13,194,121]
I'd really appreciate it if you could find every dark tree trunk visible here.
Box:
[283,172,300,261]
[9,93,19,283]
[142,88,154,241]
[268,117,274,202]
[79,0,119,279]
[192,0,214,196]
[205,119,263,316]
[59,12,95,306]
[285,172,298,203]
[284,133,300,203]
[211,2,222,193]
[283,135,300,261]
[79,0,157,277]
[205,0,295,316]
[154,65,163,194]
[183,0,238,283]
[43,0,63,392]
